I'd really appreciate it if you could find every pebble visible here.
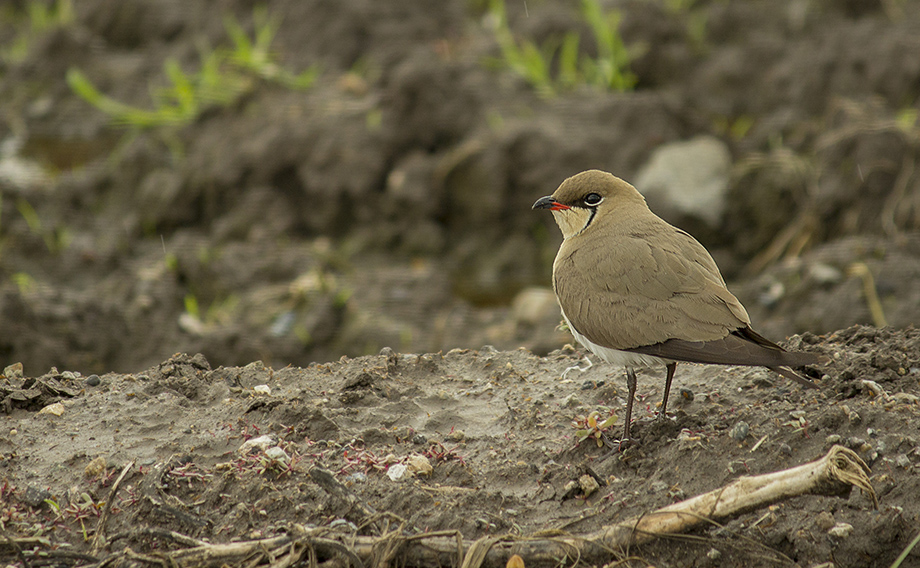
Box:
[579,474,599,498]
[264,446,289,462]
[238,435,276,454]
[406,454,433,476]
[446,429,465,442]
[387,463,408,481]
[85,374,101,386]
[895,454,911,468]
[779,443,793,456]
[85,456,107,478]
[706,548,721,560]
[253,384,271,396]
[561,393,581,408]
[828,522,854,538]
[39,402,65,416]
[891,392,919,405]
[825,434,842,446]
[814,511,835,530]
[730,421,750,441]
[21,485,51,507]
[2,362,23,379]
[344,472,367,484]
[846,437,865,450]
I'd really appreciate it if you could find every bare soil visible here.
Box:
[2,325,919,566]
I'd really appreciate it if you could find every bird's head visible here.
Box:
[532,170,646,239]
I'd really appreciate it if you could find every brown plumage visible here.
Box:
[534,170,824,444]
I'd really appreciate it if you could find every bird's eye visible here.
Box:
[583,193,603,206]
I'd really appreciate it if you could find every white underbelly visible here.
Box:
[562,311,671,369]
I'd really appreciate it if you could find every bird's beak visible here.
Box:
[532,196,570,211]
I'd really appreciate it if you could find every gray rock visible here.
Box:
[634,136,732,229]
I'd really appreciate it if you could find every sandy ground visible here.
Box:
[2,325,918,567]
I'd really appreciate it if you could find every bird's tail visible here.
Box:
[768,365,819,389]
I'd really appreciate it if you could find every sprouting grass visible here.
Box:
[486,0,636,97]
[222,6,319,90]
[67,6,318,129]
[0,0,74,64]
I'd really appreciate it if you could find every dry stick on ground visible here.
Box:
[91,460,135,556]
[78,445,873,568]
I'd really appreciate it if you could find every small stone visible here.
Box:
[21,485,51,508]
[789,410,806,419]
[560,393,581,408]
[860,380,884,398]
[344,472,367,484]
[9,429,16,436]
[386,463,408,481]
[85,456,107,478]
[85,375,101,386]
[814,511,835,530]
[730,421,750,441]
[891,392,919,405]
[895,454,911,468]
[807,263,843,285]
[846,437,866,450]
[446,429,465,442]
[2,362,23,379]
[779,443,793,456]
[406,454,433,477]
[39,402,65,416]
[649,480,668,494]
[264,446,289,462]
[848,411,861,425]
[825,434,842,446]
[253,384,271,396]
[238,435,276,454]
[706,548,721,560]
[579,474,599,498]
[411,433,427,445]
[827,522,854,538]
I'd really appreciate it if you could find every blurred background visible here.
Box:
[0,0,918,375]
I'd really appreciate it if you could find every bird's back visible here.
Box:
[553,200,751,351]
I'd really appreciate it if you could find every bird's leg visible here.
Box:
[658,362,677,422]
[622,366,638,443]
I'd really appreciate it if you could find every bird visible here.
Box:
[533,169,824,445]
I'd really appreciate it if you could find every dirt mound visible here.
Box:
[2,325,918,566]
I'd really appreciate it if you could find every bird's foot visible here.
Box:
[600,432,638,455]
[561,356,592,380]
